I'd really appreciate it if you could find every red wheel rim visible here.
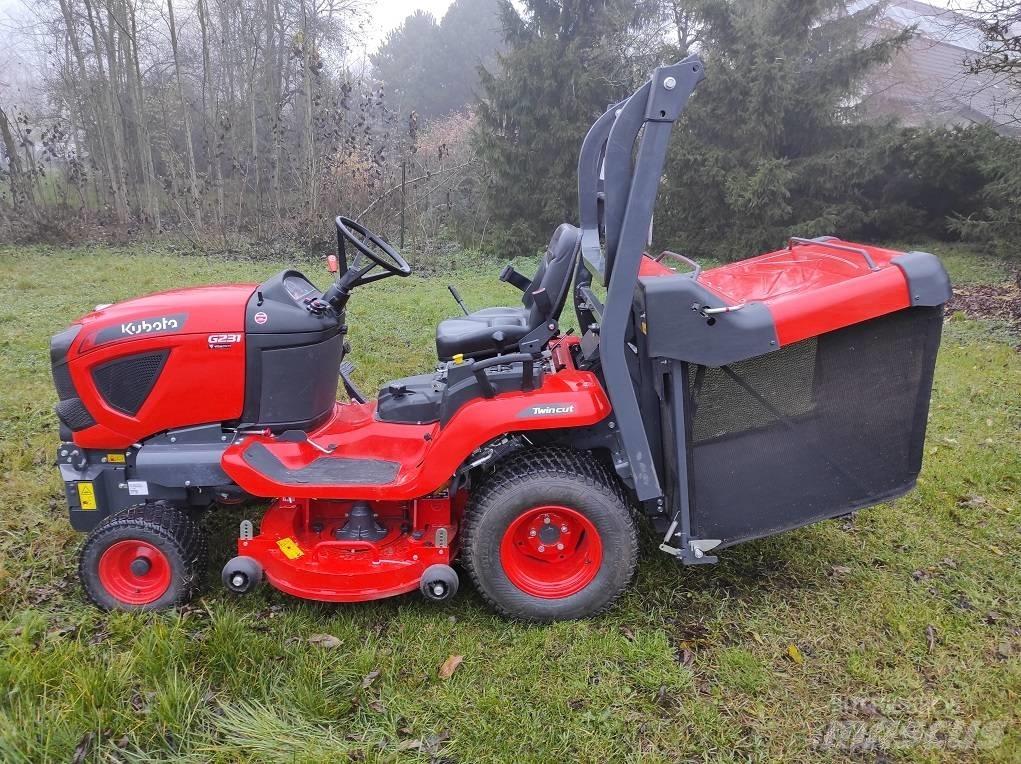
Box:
[499,505,603,598]
[97,540,172,605]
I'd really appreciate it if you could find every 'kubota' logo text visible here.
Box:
[518,403,576,418]
[94,313,188,345]
[121,317,179,336]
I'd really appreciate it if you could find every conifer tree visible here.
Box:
[474,0,638,251]
[656,0,911,259]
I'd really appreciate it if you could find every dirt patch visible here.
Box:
[946,282,1021,348]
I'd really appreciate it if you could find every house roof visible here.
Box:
[858,0,1021,134]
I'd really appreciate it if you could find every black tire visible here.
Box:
[462,447,638,621]
[79,502,207,611]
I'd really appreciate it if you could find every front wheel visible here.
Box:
[79,503,206,611]
[462,448,638,621]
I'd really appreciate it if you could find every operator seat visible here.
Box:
[435,224,581,361]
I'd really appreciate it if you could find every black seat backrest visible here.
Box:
[526,224,581,329]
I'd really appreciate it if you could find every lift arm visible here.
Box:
[582,56,705,501]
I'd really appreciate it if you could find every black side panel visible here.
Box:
[242,269,345,431]
[685,306,943,547]
[91,350,169,415]
[255,333,344,427]
[242,442,399,485]
[50,325,95,434]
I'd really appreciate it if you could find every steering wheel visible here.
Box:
[336,216,412,283]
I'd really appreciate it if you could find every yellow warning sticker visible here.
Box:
[106,453,126,463]
[77,482,97,510]
[276,537,304,560]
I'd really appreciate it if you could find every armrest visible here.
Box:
[499,264,532,293]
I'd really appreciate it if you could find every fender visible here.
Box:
[220,364,612,501]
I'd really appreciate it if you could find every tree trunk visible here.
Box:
[57,0,108,212]
[197,0,224,229]
[0,104,29,215]
[81,0,130,224]
[121,0,161,229]
[167,0,203,228]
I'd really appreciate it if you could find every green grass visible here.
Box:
[0,241,1018,762]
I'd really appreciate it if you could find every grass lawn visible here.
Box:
[0,242,1018,763]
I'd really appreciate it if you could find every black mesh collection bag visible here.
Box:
[684,306,943,547]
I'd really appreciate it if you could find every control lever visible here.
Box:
[447,285,470,316]
[339,360,367,404]
[277,429,336,454]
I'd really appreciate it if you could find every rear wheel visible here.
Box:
[463,448,638,621]
[79,503,206,611]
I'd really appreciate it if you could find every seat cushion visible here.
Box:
[435,314,531,361]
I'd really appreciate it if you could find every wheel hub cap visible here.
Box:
[499,506,603,598]
[97,540,172,605]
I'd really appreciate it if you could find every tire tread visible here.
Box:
[79,501,206,610]
[462,447,637,620]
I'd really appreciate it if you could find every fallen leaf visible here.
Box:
[926,624,938,653]
[422,731,450,753]
[130,691,152,714]
[751,631,765,645]
[368,699,387,714]
[985,611,1002,624]
[654,686,671,706]
[397,738,423,751]
[437,654,463,679]
[71,732,94,764]
[678,648,694,666]
[308,633,342,649]
[995,641,1018,660]
[786,644,804,664]
[855,699,881,718]
[829,565,852,577]
[361,669,381,689]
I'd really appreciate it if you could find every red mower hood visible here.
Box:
[74,283,258,354]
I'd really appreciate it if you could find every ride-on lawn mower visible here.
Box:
[50,56,950,620]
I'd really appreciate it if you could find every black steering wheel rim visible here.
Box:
[335,216,412,278]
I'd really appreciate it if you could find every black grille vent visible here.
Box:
[92,351,169,415]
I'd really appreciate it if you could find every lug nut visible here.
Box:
[529,529,537,537]
[538,545,545,552]
[556,543,564,551]
[560,525,568,533]
[543,515,550,524]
